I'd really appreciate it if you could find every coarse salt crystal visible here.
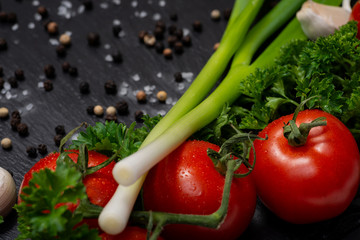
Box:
[100,2,109,9]
[12,24,19,31]
[131,0,138,7]
[157,72,162,78]
[153,13,161,21]
[105,54,113,62]
[159,0,166,7]
[28,22,35,29]
[26,103,34,111]
[113,0,121,5]
[131,74,140,81]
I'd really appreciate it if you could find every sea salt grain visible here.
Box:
[131,1,138,7]
[157,72,162,78]
[32,0,40,6]
[177,82,185,90]
[38,82,44,88]
[28,22,35,29]
[131,74,140,82]
[113,19,121,26]
[182,72,194,82]
[34,13,42,21]
[78,5,85,14]
[26,103,34,111]
[100,3,109,9]
[159,0,166,7]
[12,24,19,31]
[113,0,121,5]
[153,13,161,21]
[49,39,59,46]
[105,54,113,62]
[22,90,29,96]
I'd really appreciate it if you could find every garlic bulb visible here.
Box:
[0,167,16,217]
[296,0,351,40]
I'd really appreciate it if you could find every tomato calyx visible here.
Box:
[283,98,327,147]
[207,129,266,177]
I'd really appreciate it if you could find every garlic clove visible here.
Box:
[0,167,17,217]
[296,0,351,40]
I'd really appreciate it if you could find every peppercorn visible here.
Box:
[10,118,20,131]
[134,110,144,123]
[26,146,37,158]
[182,35,191,46]
[175,29,183,39]
[106,106,117,116]
[68,67,78,77]
[0,38,8,51]
[111,51,123,63]
[37,144,48,155]
[104,80,117,94]
[1,138,12,150]
[112,25,122,37]
[37,6,48,18]
[174,72,183,82]
[155,20,166,32]
[87,105,94,115]
[79,81,90,94]
[167,35,177,47]
[115,100,129,115]
[154,26,164,40]
[14,69,24,80]
[0,12,7,23]
[11,110,21,120]
[17,123,29,137]
[136,90,147,103]
[157,90,167,102]
[211,9,221,21]
[0,107,9,119]
[144,34,156,47]
[138,30,147,43]
[47,22,59,35]
[59,34,71,46]
[169,13,178,21]
[87,32,100,46]
[8,77,18,88]
[62,62,71,72]
[54,134,63,146]
[43,80,53,91]
[223,8,232,21]
[94,105,104,116]
[7,12,17,24]
[44,64,56,78]
[155,41,164,54]
[56,44,67,57]
[82,0,93,10]
[163,48,172,59]
[192,20,202,32]
[0,78,3,90]
[105,114,117,122]
[174,41,184,54]
[55,125,66,136]
[168,24,177,35]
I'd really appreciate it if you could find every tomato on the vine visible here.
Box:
[143,140,257,240]
[350,0,360,39]
[251,109,360,224]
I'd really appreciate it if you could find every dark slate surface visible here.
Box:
[0,0,359,239]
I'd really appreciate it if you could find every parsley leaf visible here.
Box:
[15,160,100,240]
[0,216,3,224]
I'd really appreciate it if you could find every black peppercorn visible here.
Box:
[167,35,177,47]
[155,41,164,54]
[68,67,78,77]
[87,32,100,46]
[192,20,202,32]
[154,26,164,40]
[174,41,184,54]
[87,105,94,115]
[54,134,63,147]
[174,72,183,82]
[55,125,66,136]
[134,110,144,123]
[169,13,178,21]
[105,114,117,122]
[0,12,7,23]
[11,110,21,120]
[112,25,122,37]
[104,80,117,94]
[7,12,17,24]
[44,64,56,78]
[37,6,48,18]
[175,29,183,39]
[0,38,7,51]
[168,24,177,35]
[62,62,71,72]
[26,146,37,158]
[10,118,20,131]
[115,100,129,115]
[44,80,53,91]
[155,20,166,32]
[223,8,232,21]
[138,30,147,43]
[182,35,192,46]
[17,123,29,136]
[82,0,93,10]
[112,51,123,63]
[37,144,48,155]
[8,77,18,88]
[0,78,4,90]
[15,69,24,80]
[79,81,90,94]
[56,44,67,57]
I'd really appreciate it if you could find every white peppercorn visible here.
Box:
[0,107,9,119]
[1,138,12,150]
[94,105,104,116]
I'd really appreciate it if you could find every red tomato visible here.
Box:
[19,150,118,228]
[350,1,360,39]
[251,109,360,224]
[143,140,257,240]
[100,226,164,240]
